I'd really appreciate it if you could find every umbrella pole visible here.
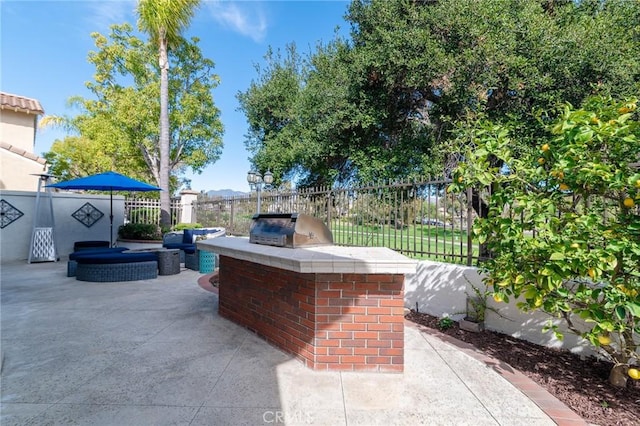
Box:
[110,191,114,247]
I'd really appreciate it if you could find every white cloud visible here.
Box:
[205,0,267,43]
[86,0,136,32]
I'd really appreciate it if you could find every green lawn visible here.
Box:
[329,220,480,264]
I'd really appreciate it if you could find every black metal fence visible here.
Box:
[125,174,637,266]
[191,178,481,265]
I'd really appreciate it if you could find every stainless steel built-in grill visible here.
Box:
[249,213,333,248]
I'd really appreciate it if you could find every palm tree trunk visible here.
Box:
[158,33,171,228]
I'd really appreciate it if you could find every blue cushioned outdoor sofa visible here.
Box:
[163,228,225,269]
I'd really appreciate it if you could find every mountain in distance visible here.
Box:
[205,189,247,197]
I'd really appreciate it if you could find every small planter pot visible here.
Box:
[459,317,485,333]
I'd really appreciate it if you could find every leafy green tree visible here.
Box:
[238,45,306,186]
[43,117,148,182]
[239,0,640,187]
[43,23,223,195]
[137,0,200,227]
[452,96,640,388]
[347,0,639,171]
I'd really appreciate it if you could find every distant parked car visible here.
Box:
[418,218,446,226]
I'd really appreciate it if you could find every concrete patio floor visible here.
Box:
[1,261,582,425]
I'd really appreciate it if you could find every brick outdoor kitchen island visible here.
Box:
[197,237,417,372]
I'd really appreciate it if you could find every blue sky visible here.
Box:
[1,0,350,192]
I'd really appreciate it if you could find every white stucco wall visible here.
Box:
[179,190,199,224]
[0,190,124,263]
[405,260,595,356]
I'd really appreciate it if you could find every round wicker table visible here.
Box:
[124,248,181,276]
[157,249,181,275]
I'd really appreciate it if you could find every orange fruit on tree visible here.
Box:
[541,144,550,152]
[597,335,612,346]
[588,268,596,279]
[628,368,640,380]
[537,157,545,165]
[550,170,565,180]
[559,184,570,191]
[623,197,635,208]
[617,284,638,297]
[457,176,464,183]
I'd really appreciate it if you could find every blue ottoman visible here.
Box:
[68,247,128,277]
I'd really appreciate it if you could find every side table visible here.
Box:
[199,250,216,274]
[157,249,181,275]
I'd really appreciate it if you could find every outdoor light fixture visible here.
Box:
[263,170,274,186]
[247,169,273,213]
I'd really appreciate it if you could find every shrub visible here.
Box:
[118,223,162,240]
[174,222,203,231]
[438,316,455,330]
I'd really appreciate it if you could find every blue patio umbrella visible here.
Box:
[48,171,161,246]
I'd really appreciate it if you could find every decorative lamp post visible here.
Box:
[247,169,273,213]
[263,170,274,186]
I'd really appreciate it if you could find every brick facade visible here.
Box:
[218,255,405,372]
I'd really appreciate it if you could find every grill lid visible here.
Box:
[249,213,333,248]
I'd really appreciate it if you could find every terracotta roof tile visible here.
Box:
[0,92,44,115]
[0,141,47,165]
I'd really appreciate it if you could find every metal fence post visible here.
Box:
[230,202,235,234]
[466,187,474,266]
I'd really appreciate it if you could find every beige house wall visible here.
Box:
[0,103,47,191]
[0,149,46,191]
[0,109,37,152]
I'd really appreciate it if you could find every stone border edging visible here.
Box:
[197,271,218,294]
[406,320,588,426]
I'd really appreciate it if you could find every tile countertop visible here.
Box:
[197,237,417,275]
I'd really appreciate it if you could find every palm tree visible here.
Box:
[136,0,200,228]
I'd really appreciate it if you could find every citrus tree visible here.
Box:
[451,96,640,388]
